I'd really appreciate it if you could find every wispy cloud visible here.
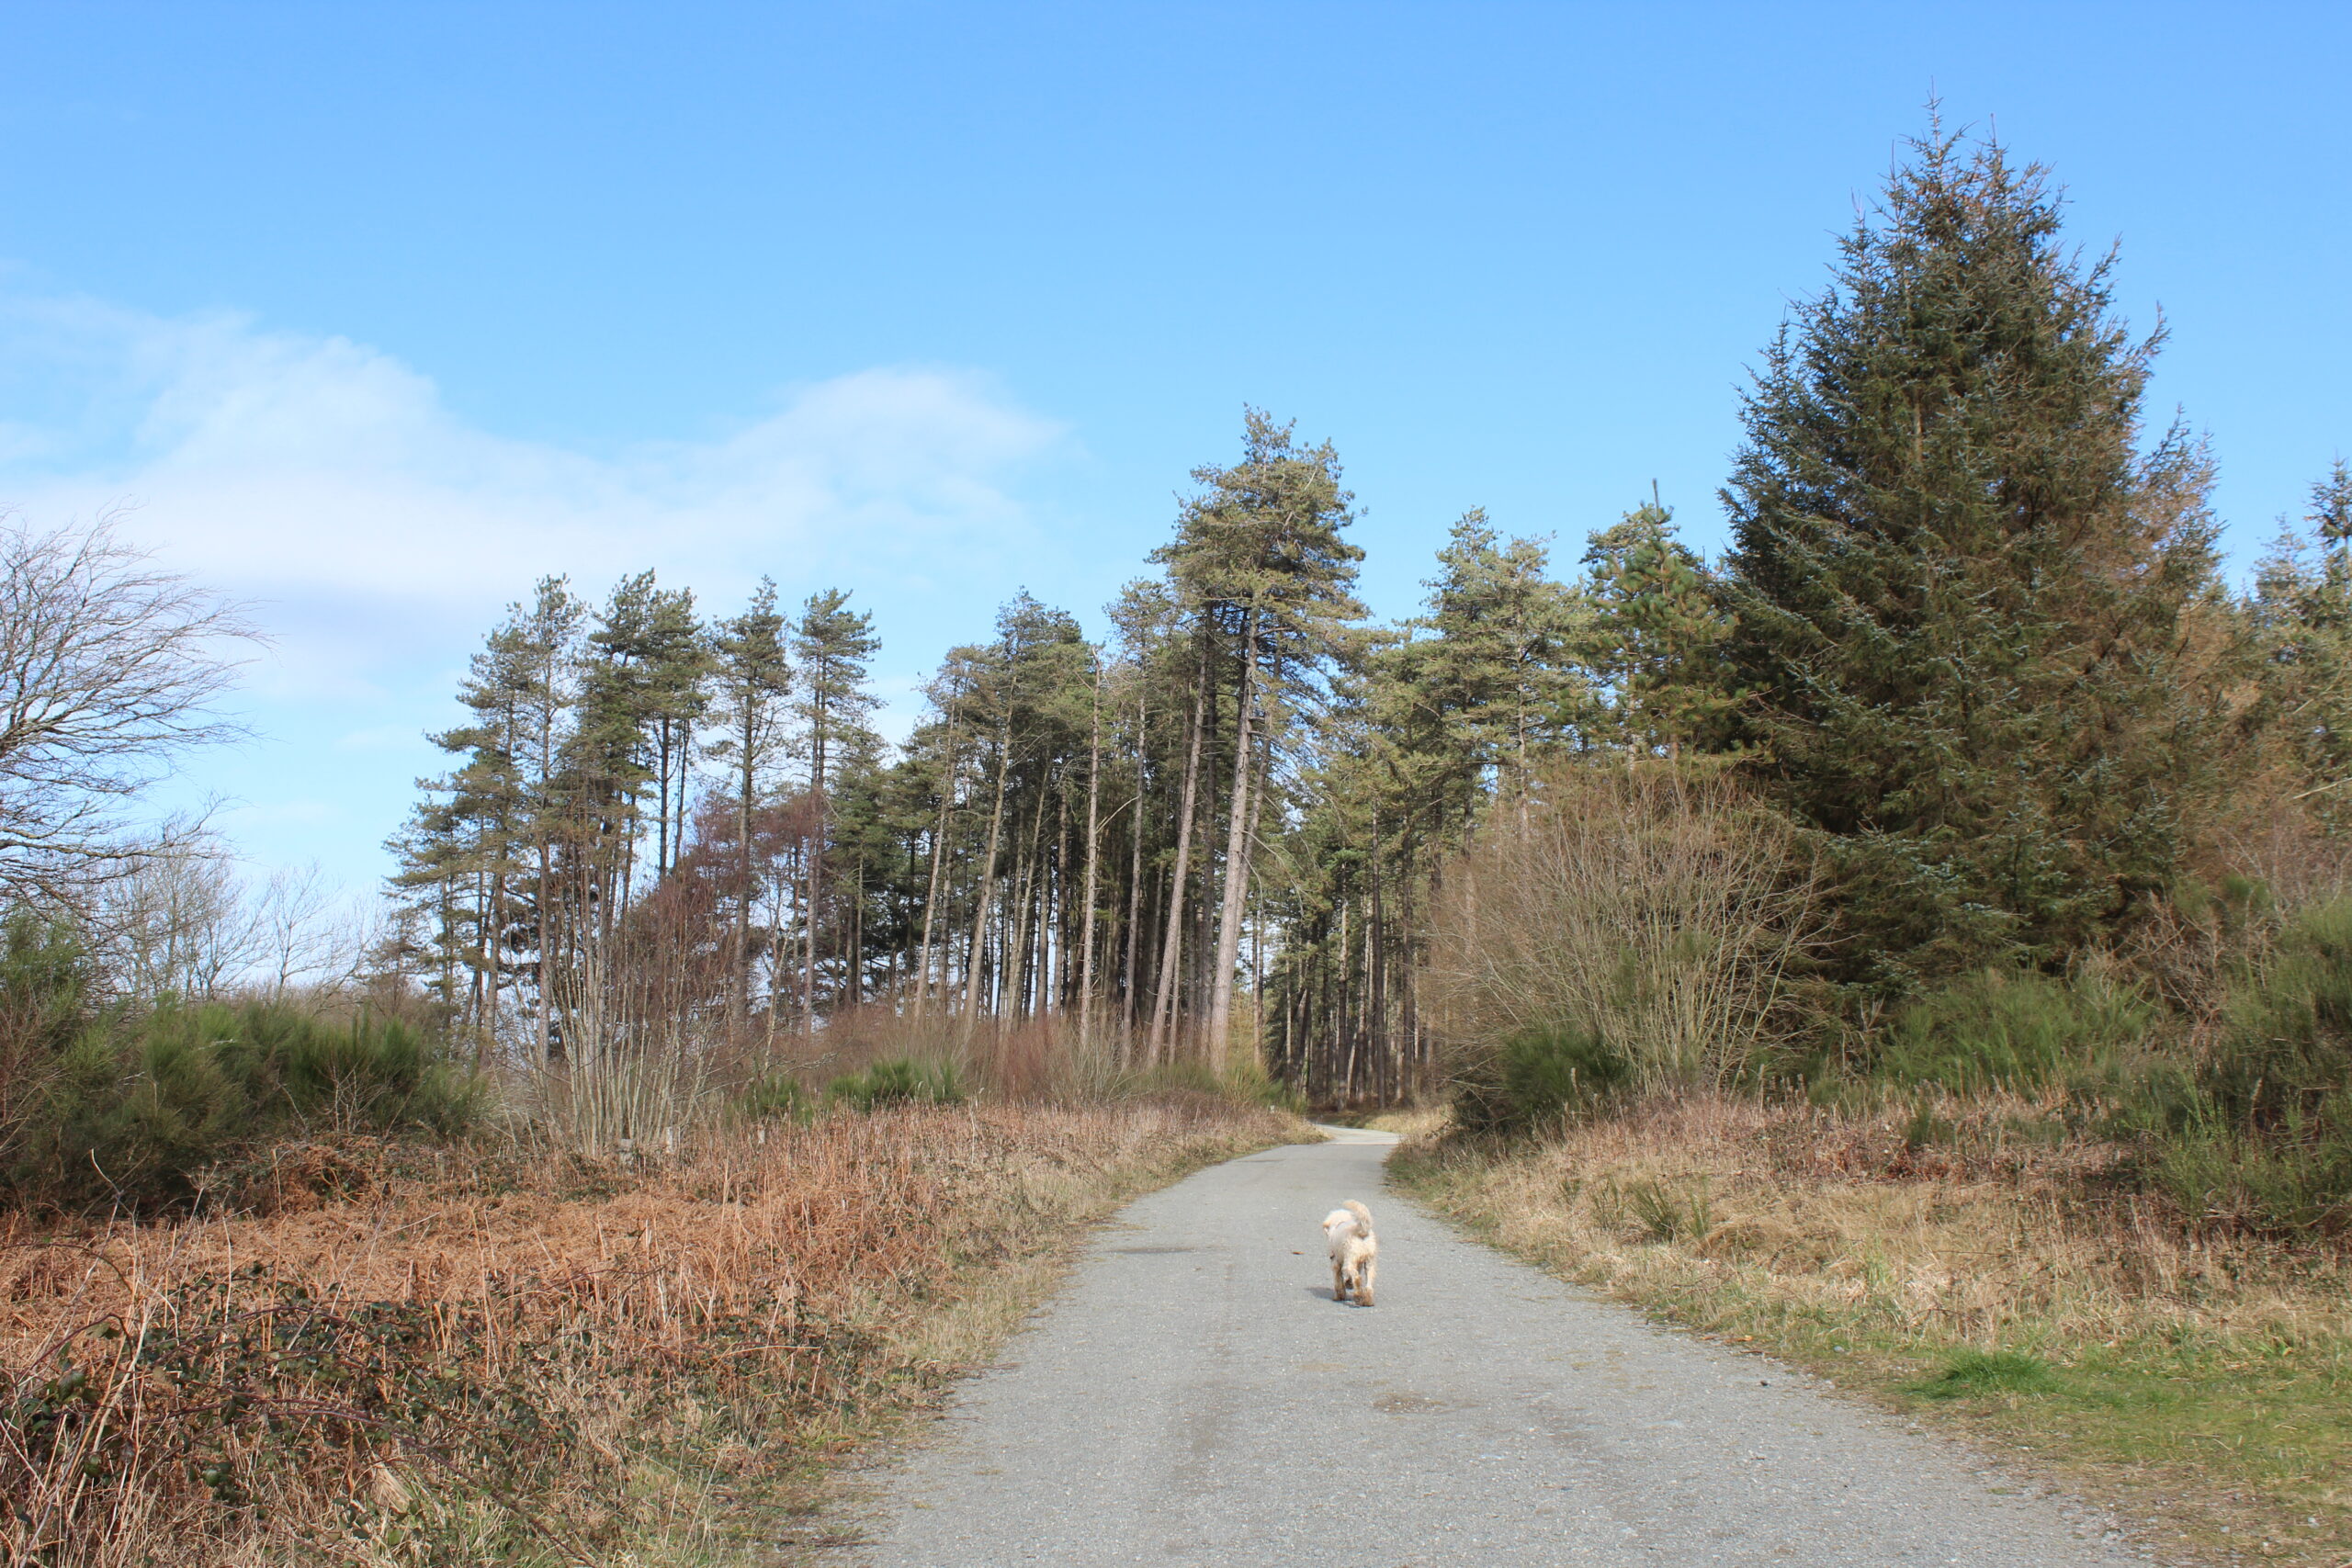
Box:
[0,289,1080,880]
[0,292,1069,694]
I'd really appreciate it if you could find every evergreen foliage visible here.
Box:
[1582,495,1735,757]
[4,998,476,1213]
[826,1056,963,1111]
[1876,967,2153,1095]
[1720,124,2228,990]
[2249,461,2352,828]
[1450,1026,1631,1136]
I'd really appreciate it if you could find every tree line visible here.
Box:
[385,120,2351,1106]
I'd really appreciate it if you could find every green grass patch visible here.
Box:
[1913,1349,2059,1400]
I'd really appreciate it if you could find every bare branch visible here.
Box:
[0,512,260,908]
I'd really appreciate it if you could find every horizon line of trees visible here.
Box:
[379,118,2350,1106]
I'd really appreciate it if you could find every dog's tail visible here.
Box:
[1342,1200,1374,1236]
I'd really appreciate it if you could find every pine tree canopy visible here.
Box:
[1720,122,2227,989]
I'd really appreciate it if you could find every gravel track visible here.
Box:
[856,1127,2143,1565]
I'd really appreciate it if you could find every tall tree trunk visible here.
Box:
[805,691,827,1036]
[914,710,959,1015]
[654,721,672,876]
[730,710,755,1038]
[850,861,864,1007]
[537,835,556,1064]
[1120,683,1148,1051]
[1007,787,1046,1019]
[1078,662,1104,1040]
[1370,829,1389,1102]
[672,718,692,875]
[1048,784,1069,1013]
[486,852,508,1069]
[961,719,1012,1027]
[469,870,490,1070]
[1204,607,1262,1072]
[1148,653,1211,1063]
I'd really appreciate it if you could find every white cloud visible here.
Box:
[0,289,1081,883]
[0,293,1069,691]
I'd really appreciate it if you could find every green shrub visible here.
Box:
[6,999,478,1213]
[1133,1061,1224,1098]
[1452,1027,1632,1136]
[1877,968,2152,1095]
[2084,897,2352,1235]
[733,1072,810,1122]
[2204,898,2352,1136]
[0,910,93,1055]
[826,1057,962,1112]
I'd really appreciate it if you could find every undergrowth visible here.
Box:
[0,1096,1292,1566]
[0,910,478,1216]
[1394,1096,2352,1566]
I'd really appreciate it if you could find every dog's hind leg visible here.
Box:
[1331,1258,1350,1302]
[1357,1256,1375,1307]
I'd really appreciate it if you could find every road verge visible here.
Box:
[1386,1097,2351,1568]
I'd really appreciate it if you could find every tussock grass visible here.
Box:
[1392,1096,2352,1566]
[0,1097,1293,1565]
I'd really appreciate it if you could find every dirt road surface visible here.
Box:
[856,1127,2143,1565]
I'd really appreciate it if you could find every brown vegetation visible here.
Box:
[1396,1098,2352,1564]
[1,1096,1291,1566]
[1423,765,1820,1094]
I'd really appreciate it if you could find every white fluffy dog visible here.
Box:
[1321,1200,1378,1306]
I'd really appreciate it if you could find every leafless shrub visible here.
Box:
[1424,763,1823,1094]
[0,514,258,908]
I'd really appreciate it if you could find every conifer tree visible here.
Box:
[1155,410,1366,1068]
[506,579,586,1061]
[635,582,710,877]
[1582,495,1733,759]
[2252,460,2352,825]
[1392,509,1589,823]
[1720,122,2226,989]
[705,580,792,1029]
[567,574,665,942]
[792,589,881,1027]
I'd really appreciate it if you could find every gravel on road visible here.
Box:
[856,1126,2144,1566]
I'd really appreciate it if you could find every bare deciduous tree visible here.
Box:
[94,848,361,1001]
[0,513,256,906]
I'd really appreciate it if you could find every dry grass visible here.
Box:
[0,1096,1294,1566]
[1393,1096,2352,1566]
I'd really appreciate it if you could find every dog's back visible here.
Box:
[1322,1200,1378,1306]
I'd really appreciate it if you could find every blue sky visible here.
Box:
[0,2,2346,895]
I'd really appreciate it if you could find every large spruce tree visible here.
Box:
[1720,123,2226,991]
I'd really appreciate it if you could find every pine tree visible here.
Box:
[2253,460,2352,824]
[505,580,587,1061]
[1720,122,2227,990]
[704,580,792,1030]
[1154,410,1366,1070]
[637,583,710,878]
[566,574,664,946]
[1582,494,1733,759]
[1394,508,1589,822]
[792,589,882,1028]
